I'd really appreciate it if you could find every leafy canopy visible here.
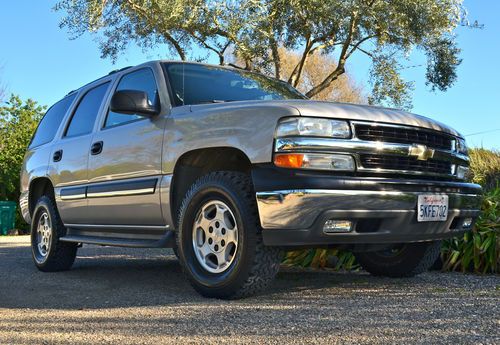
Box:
[55,0,469,109]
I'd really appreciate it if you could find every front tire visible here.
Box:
[176,171,282,299]
[354,241,442,278]
[31,196,77,272]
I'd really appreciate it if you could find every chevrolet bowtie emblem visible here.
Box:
[408,144,435,161]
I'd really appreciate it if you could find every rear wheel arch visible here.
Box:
[170,147,253,228]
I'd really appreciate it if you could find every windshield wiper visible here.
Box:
[192,99,235,104]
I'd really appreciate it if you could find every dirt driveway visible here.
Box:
[0,236,498,344]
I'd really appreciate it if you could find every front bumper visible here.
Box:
[252,167,482,247]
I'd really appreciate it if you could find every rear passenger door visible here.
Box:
[86,67,167,226]
[49,82,111,224]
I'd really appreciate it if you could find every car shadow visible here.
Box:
[0,239,455,310]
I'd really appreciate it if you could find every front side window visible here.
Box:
[105,68,159,128]
[164,63,306,106]
[65,82,110,137]
[30,94,76,148]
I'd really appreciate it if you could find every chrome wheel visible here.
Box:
[192,200,238,273]
[36,212,52,259]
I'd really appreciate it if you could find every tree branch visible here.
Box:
[305,12,359,98]
[122,0,186,60]
[288,35,313,87]
[345,35,377,59]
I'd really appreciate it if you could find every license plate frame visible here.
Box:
[417,194,449,222]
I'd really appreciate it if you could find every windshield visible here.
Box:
[163,63,306,106]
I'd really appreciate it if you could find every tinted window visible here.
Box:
[164,63,305,106]
[65,82,110,137]
[30,94,76,148]
[105,68,158,128]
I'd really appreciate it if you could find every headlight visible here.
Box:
[456,138,468,154]
[276,117,351,138]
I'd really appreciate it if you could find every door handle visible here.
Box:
[53,150,63,162]
[90,141,103,155]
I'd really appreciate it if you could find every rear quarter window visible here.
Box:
[29,94,76,148]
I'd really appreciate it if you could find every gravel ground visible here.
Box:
[0,235,499,344]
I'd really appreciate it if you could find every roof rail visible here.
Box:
[63,65,133,98]
[108,66,132,75]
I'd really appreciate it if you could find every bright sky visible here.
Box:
[0,0,498,149]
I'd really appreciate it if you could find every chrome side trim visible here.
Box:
[58,177,158,200]
[64,223,170,230]
[86,187,155,198]
[60,193,87,200]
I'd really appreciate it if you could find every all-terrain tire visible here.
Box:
[31,196,77,272]
[176,171,282,299]
[354,241,442,278]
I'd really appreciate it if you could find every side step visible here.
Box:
[60,231,175,248]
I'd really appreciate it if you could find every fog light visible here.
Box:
[462,218,473,228]
[457,166,469,180]
[323,220,352,234]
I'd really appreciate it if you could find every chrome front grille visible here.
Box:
[359,154,452,175]
[355,124,453,150]
[274,121,469,179]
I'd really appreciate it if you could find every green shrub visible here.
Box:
[467,148,500,191]
[441,187,499,273]
[0,95,45,230]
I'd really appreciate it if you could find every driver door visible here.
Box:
[86,67,167,226]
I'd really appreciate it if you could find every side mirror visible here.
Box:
[110,90,159,116]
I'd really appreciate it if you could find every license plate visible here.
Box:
[417,195,448,222]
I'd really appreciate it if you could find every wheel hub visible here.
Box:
[36,212,52,258]
[192,200,238,273]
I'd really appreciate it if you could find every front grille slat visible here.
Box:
[360,154,451,175]
[355,124,453,150]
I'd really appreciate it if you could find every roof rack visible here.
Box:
[108,66,132,75]
[64,66,133,97]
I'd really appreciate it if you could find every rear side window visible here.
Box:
[105,68,158,128]
[30,94,76,148]
[65,82,110,137]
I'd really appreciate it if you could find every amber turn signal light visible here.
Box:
[273,153,305,168]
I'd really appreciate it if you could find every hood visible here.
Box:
[189,99,462,138]
[284,100,462,138]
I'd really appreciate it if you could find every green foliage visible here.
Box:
[467,148,500,191]
[0,95,45,229]
[441,149,500,273]
[283,247,359,271]
[55,0,470,108]
[369,56,414,110]
[441,187,499,273]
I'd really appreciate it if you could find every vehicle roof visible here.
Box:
[63,60,241,99]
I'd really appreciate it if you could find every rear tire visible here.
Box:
[176,171,282,299]
[31,196,77,272]
[354,241,442,278]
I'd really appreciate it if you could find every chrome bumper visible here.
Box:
[255,188,481,246]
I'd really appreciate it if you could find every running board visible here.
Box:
[60,231,175,248]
